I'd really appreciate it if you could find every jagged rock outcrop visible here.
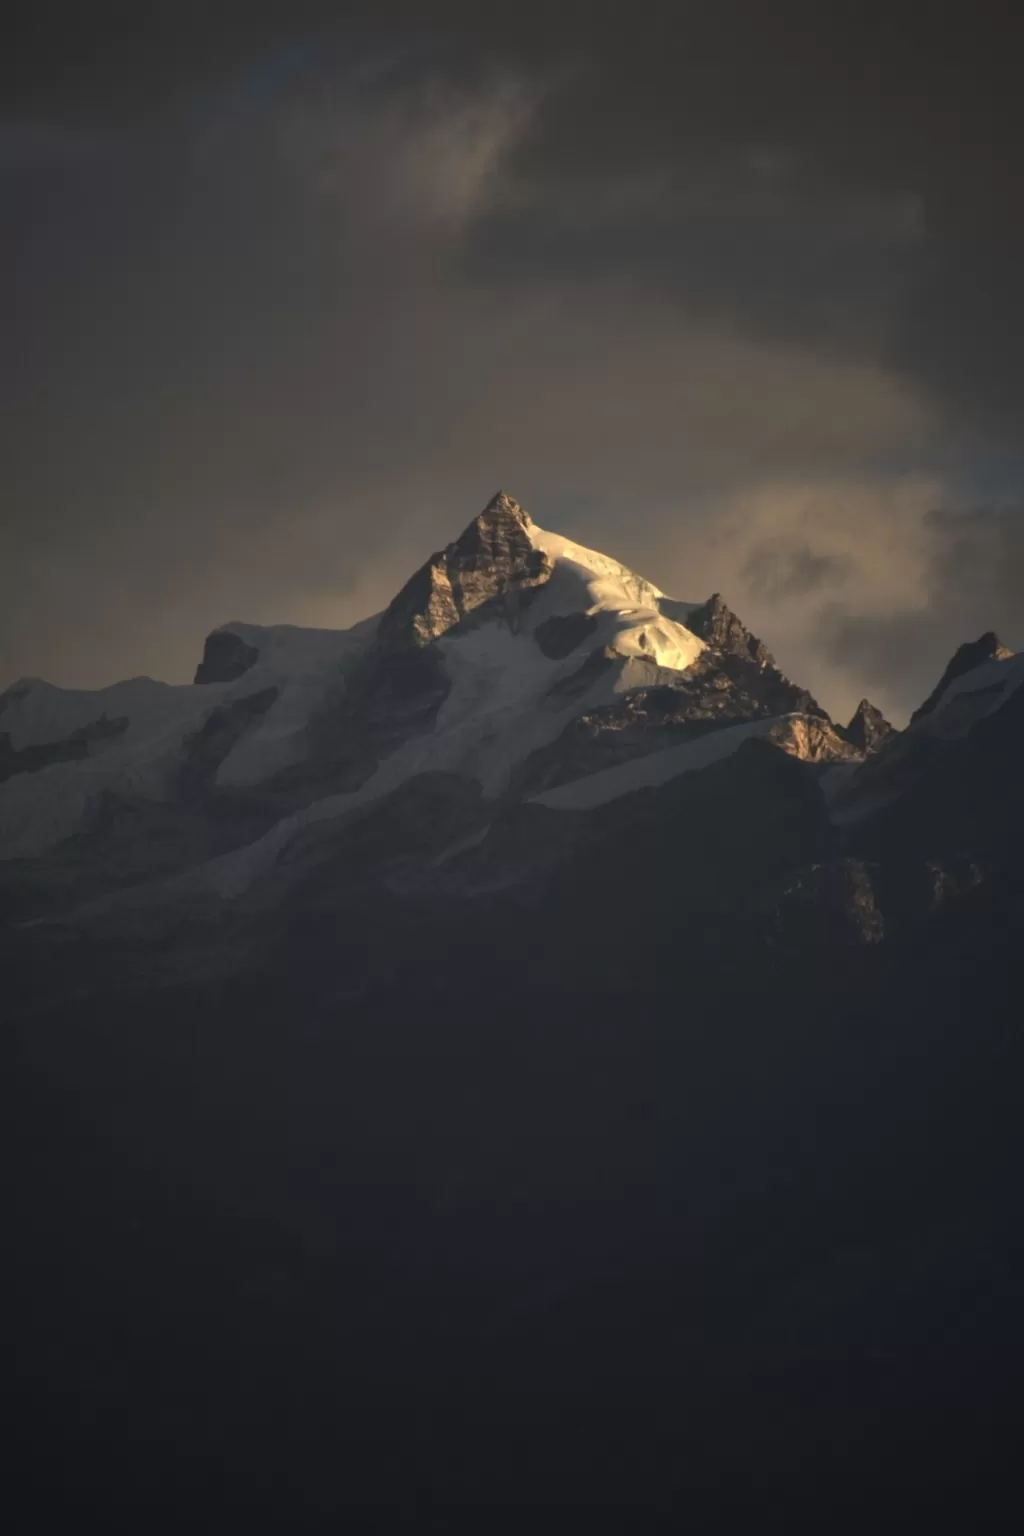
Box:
[678,645,828,722]
[910,631,1014,724]
[760,714,861,764]
[840,698,895,752]
[195,630,260,684]
[375,491,552,652]
[682,592,827,718]
[514,644,845,796]
[683,592,774,665]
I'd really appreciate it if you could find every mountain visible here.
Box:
[838,697,895,752]
[0,492,850,927]
[909,629,1015,724]
[7,492,1024,1529]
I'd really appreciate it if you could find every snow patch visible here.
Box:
[0,677,231,858]
[211,618,376,787]
[527,523,705,674]
[529,526,668,609]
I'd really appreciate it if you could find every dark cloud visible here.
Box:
[469,3,1024,430]
[2,2,1022,709]
[462,160,921,360]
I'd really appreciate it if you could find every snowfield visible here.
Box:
[0,619,374,858]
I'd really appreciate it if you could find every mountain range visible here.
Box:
[7,492,1024,1528]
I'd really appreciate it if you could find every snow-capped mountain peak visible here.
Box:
[0,491,862,914]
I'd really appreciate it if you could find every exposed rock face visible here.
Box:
[683,592,774,665]
[375,491,552,652]
[542,644,620,703]
[773,856,884,946]
[679,645,827,721]
[910,631,1014,724]
[0,712,129,783]
[515,641,835,795]
[923,855,988,913]
[761,714,861,764]
[254,493,553,801]
[533,611,599,659]
[315,491,553,793]
[681,591,827,719]
[195,630,260,684]
[841,698,896,752]
[300,645,454,797]
[177,688,279,802]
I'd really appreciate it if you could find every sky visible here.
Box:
[3,1,1023,722]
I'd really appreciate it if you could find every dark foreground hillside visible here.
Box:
[9,742,1024,1530]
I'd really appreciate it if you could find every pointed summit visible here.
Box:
[911,632,1015,724]
[841,698,895,752]
[683,593,774,667]
[375,491,551,651]
[681,592,830,719]
[479,489,533,530]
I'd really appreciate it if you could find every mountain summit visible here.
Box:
[376,491,550,651]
